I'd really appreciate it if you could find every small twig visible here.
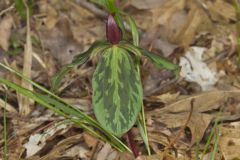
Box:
[0,4,14,17]
[162,99,194,159]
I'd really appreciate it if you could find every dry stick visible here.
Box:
[0,4,14,16]
[18,0,33,115]
[161,99,194,159]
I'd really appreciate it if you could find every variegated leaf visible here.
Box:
[92,46,143,136]
[51,40,109,92]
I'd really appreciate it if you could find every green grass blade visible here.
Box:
[210,125,221,160]
[120,12,139,47]
[137,113,151,155]
[0,77,130,152]
[127,15,139,46]
[114,13,127,40]
[200,117,220,160]
[0,63,131,153]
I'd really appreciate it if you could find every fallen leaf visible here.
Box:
[173,1,212,46]
[38,15,82,65]
[0,98,17,113]
[207,0,236,23]
[24,122,68,157]
[96,143,112,160]
[220,122,240,160]
[149,90,240,114]
[0,15,14,51]
[150,92,180,104]
[130,0,166,10]
[179,47,218,90]
[83,133,98,148]
[141,33,179,57]
[148,90,240,145]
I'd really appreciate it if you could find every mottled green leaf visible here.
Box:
[92,46,143,136]
[51,40,109,92]
[140,48,180,77]
[120,42,180,76]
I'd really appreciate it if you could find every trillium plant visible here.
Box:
[52,0,180,153]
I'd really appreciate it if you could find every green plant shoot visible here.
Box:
[52,0,180,137]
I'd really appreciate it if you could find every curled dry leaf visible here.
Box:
[180,47,218,91]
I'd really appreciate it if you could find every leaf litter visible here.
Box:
[0,0,240,159]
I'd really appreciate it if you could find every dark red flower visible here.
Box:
[106,14,122,44]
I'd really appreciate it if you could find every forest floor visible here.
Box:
[0,0,240,159]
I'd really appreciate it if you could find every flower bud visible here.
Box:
[106,14,122,44]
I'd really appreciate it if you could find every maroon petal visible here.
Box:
[106,14,122,44]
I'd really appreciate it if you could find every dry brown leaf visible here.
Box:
[153,112,213,145]
[148,0,212,47]
[96,143,112,160]
[154,0,185,26]
[38,15,82,65]
[130,0,166,10]
[137,154,175,160]
[150,92,180,104]
[83,133,98,148]
[173,3,212,46]
[141,33,179,57]
[207,0,236,23]
[150,90,240,114]
[7,136,25,160]
[188,112,213,145]
[148,90,240,145]
[37,0,58,29]
[0,98,17,113]
[0,15,13,51]
[35,134,83,160]
[220,122,240,160]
